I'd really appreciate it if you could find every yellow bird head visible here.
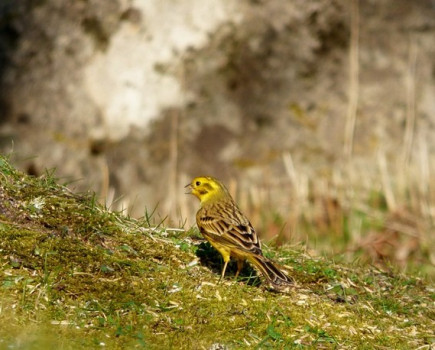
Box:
[186,176,230,204]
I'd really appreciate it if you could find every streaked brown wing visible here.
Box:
[197,200,262,254]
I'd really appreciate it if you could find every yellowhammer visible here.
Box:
[186,176,292,291]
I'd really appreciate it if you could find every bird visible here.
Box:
[186,175,292,291]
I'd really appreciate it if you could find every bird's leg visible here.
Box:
[234,259,244,280]
[219,260,229,283]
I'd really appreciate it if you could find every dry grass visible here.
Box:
[175,146,434,278]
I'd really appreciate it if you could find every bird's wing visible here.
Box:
[197,201,262,254]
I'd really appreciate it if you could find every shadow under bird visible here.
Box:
[186,176,292,292]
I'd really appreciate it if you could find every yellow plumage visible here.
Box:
[187,176,292,291]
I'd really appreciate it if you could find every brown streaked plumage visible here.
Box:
[186,176,292,291]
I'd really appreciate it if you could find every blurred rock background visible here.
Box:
[0,0,434,271]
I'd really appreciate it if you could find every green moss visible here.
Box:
[0,155,433,349]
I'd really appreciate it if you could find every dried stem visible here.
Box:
[166,109,179,219]
[401,40,418,168]
[344,0,360,158]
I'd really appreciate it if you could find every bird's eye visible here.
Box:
[195,181,201,186]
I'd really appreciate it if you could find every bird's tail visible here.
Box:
[248,254,292,292]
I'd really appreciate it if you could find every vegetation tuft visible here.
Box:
[0,156,433,349]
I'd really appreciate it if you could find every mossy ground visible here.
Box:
[0,156,433,349]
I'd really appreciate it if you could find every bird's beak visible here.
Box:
[184,183,193,194]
